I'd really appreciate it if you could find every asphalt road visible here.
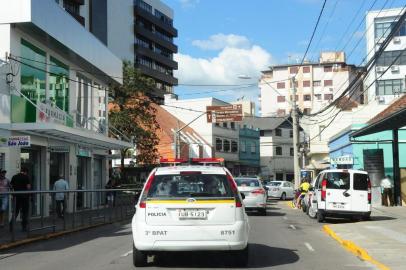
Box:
[0,200,377,270]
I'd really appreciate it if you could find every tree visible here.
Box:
[109,62,160,170]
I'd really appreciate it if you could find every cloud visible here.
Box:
[175,43,272,88]
[192,34,251,51]
[179,0,200,8]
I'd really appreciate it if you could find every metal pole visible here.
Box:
[291,77,301,188]
[393,129,401,206]
[72,192,76,229]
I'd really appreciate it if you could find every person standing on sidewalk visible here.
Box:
[0,169,11,227]
[10,167,31,231]
[53,175,69,218]
[381,175,394,206]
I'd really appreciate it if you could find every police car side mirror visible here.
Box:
[240,193,246,200]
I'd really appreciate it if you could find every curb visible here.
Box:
[286,201,295,209]
[0,222,110,251]
[323,225,390,270]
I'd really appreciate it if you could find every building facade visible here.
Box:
[0,0,131,214]
[238,126,260,176]
[259,52,362,117]
[365,8,406,105]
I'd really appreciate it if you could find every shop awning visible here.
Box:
[351,107,406,138]
[0,123,133,150]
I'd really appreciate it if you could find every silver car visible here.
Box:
[235,177,267,215]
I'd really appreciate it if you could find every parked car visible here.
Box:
[235,177,267,215]
[132,165,250,267]
[308,169,371,222]
[266,181,295,200]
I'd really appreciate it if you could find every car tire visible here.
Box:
[233,244,249,267]
[280,192,286,201]
[307,205,317,219]
[317,211,324,223]
[362,213,371,221]
[133,244,148,267]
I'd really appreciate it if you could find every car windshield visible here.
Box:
[235,178,260,187]
[147,173,234,198]
[269,182,282,186]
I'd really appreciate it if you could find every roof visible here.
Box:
[246,117,288,130]
[352,95,406,138]
[155,166,226,175]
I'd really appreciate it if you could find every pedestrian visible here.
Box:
[10,167,31,232]
[53,175,69,218]
[0,169,11,227]
[381,175,394,206]
[105,179,116,207]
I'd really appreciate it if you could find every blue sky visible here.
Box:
[165,0,405,103]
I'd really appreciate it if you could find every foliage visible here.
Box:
[109,62,160,167]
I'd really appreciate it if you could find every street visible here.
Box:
[0,200,376,270]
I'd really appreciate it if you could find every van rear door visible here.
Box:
[325,172,351,211]
[351,173,370,212]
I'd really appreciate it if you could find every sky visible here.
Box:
[165,0,406,105]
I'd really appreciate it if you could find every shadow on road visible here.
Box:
[154,243,299,268]
[325,215,397,224]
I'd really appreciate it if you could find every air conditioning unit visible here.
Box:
[376,96,385,104]
[376,66,385,73]
[393,36,401,44]
[391,65,400,72]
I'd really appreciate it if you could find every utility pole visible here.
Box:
[291,77,301,188]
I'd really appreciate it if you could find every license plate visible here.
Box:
[178,209,207,219]
[332,203,345,209]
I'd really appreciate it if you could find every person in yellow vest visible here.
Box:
[296,179,310,209]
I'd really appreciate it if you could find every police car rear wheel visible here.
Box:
[133,244,148,267]
[233,244,249,266]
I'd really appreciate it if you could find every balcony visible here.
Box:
[134,7,177,37]
[134,44,178,70]
[135,25,177,53]
[135,63,178,86]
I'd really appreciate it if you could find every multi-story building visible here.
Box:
[365,7,406,105]
[0,0,131,214]
[259,52,362,117]
[238,125,260,176]
[56,0,178,102]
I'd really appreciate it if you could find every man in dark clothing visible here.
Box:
[10,167,31,231]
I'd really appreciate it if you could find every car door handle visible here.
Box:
[343,192,351,197]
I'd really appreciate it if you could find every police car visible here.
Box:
[131,159,250,267]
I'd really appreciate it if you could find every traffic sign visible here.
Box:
[206,104,243,123]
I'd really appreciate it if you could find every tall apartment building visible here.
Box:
[259,52,362,117]
[56,0,178,102]
[365,7,406,105]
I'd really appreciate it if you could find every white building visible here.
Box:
[259,52,362,117]
[0,0,132,214]
[163,94,240,174]
[365,7,406,105]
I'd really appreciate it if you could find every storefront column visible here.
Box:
[90,155,95,208]
[393,129,401,206]
[67,145,77,213]
[43,149,50,216]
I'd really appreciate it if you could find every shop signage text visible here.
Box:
[0,136,31,147]
[331,155,353,165]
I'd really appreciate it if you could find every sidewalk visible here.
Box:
[0,205,134,249]
[327,206,406,270]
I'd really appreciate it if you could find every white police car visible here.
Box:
[131,164,250,267]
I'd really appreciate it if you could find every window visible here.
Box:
[313,80,321,87]
[275,173,284,180]
[231,141,238,152]
[251,143,256,154]
[235,178,260,187]
[315,94,322,100]
[304,94,311,101]
[241,141,246,152]
[222,122,228,128]
[154,9,173,26]
[303,108,311,115]
[376,50,406,66]
[277,96,286,102]
[216,138,222,151]
[290,147,294,156]
[135,0,152,13]
[277,82,285,89]
[377,79,404,95]
[289,130,293,138]
[324,94,333,100]
[277,109,286,116]
[303,80,311,87]
[303,66,310,73]
[324,66,332,72]
[275,128,282,136]
[49,57,69,112]
[223,140,230,152]
[260,130,265,136]
[325,172,350,190]
[276,146,282,156]
[290,95,299,101]
[353,174,369,191]
[324,80,333,86]
[290,66,299,74]
[375,22,393,39]
[230,122,235,129]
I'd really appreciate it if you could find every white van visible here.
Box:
[309,169,371,222]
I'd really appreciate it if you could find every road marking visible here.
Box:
[304,242,314,252]
[289,224,296,230]
[120,250,133,257]
[283,216,288,220]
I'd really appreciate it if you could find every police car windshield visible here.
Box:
[148,174,234,198]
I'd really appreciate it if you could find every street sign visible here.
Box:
[206,104,243,123]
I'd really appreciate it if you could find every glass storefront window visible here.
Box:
[20,39,46,105]
[49,57,69,112]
